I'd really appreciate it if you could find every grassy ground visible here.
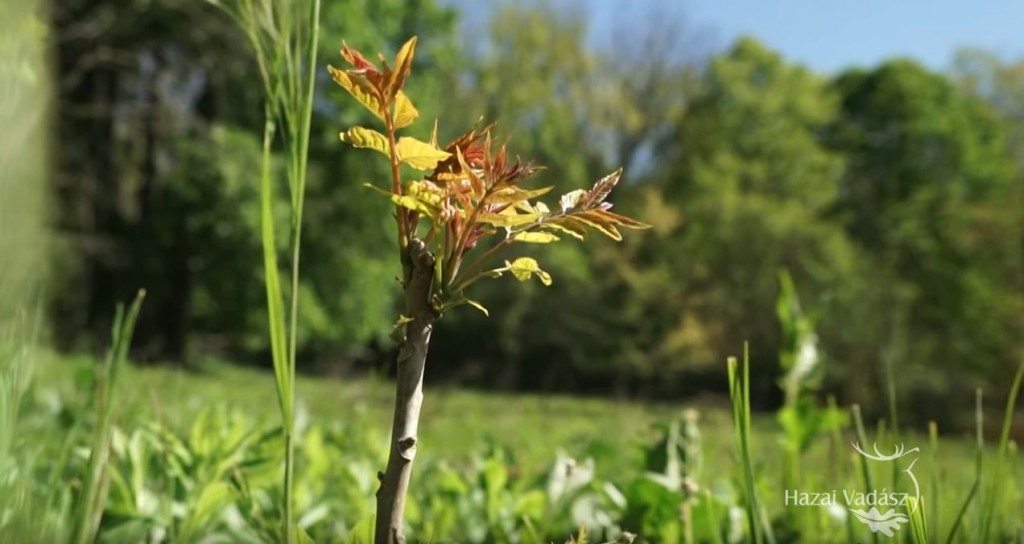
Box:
[34,352,988,490]
[19,351,1020,543]
[36,352,718,479]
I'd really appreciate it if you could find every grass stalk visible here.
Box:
[727,345,774,544]
[945,389,983,544]
[206,1,321,540]
[69,291,145,544]
[927,421,938,541]
[850,405,879,544]
[827,396,856,544]
[978,360,1024,542]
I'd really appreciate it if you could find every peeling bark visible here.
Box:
[375,239,435,544]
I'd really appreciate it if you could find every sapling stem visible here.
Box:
[375,239,435,544]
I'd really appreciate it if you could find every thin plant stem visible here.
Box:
[69,292,145,544]
[207,1,321,540]
[978,360,1024,542]
[851,405,879,544]
[281,2,320,539]
[946,389,984,544]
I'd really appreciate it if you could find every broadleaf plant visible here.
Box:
[330,36,650,544]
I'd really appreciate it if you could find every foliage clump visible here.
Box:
[329,37,650,317]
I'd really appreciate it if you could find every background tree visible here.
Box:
[830,59,1022,420]
[430,2,702,393]
[652,37,864,403]
[48,0,461,366]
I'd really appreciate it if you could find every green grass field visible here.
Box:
[35,352,722,480]
[13,350,1017,543]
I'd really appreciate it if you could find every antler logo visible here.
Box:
[848,442,921,537]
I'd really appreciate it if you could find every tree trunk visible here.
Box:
[375,239,435,544]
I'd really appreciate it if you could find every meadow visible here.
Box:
[1,343,1019,543]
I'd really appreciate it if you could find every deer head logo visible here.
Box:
[848,442,921,537]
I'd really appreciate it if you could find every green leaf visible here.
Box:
[514,490,547,519]
[258,127,291,428]
[572,212,622,241]
[339,126,389,155]
[388,36,418,98]
[396,136,451,170]
[179,481,232,539]
[391,194,437,219]
[296,527,316,544]
[393,91,419,129]
[361,182,393,197]
[506,257,552,286]
[477,211,542,227]
[485,186,555,205]
[465,299,490,316]
[347,516,375,544]
[542,221,586,241]
[512,231,559,244]
[590,208,652,229]
[456,146,484,197]
[327,65,385,121]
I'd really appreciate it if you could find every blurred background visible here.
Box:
[39,0,1024,427]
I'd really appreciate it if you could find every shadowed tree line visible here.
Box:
[46,0,1024,424]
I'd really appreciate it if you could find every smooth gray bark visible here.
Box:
[375,239,435,544]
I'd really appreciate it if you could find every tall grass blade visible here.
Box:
[907,495,927,544]
[946,389,984,544]
[206,1,321,540]
[69,291,145,544]
[259,109,291,426]
[727,347,774,544]
[978,360,1024,542]
[927,421,938,541]
[851,405,879,544]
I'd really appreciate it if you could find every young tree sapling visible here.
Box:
[329,36,650,544]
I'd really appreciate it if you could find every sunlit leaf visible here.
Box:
[389,36,418,98]
[559,189,587,212]
[465,299,490,316]
[428,118,440,147]
[360,183,391,197]
[391,194,437,219]
[591,208,652,229]
[327,65,385,121]
[456,146,484,197]
[573,212,622,241]
[543,217,588,240]
[506,257,552,285]
[512,231,559,244]
[485,186,555,205]
[341,42,382,76]
[393,91,419,129]
[396,136,452,170]
[339,126,389,155]
[477,211,542,227]
[584,168,623,208]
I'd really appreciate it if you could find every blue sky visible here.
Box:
[585,0,1024,73]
